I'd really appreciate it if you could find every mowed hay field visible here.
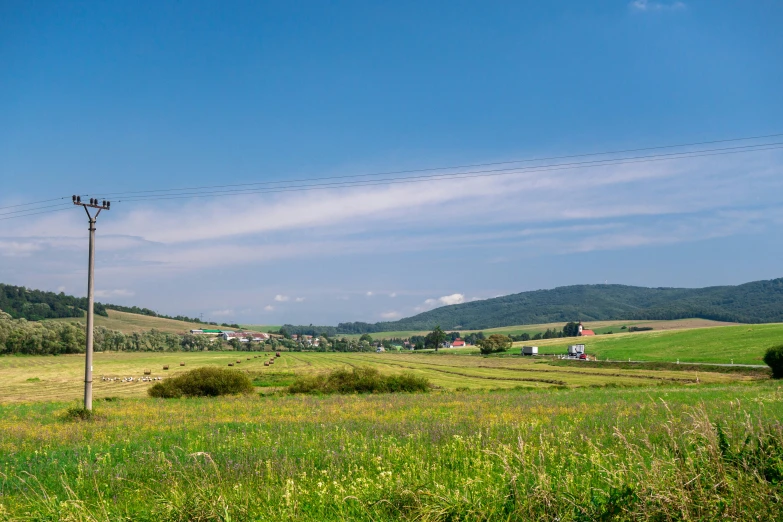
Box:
[1,382,782,520]
[0,349,765,403]
[46,309,208,334]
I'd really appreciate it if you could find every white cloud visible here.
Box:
[438,293,465,305]
[211,309,233,317]
[380,311,401,319]
[95,288,135,298]
[415,293,467,312]
[295,297,306,302]
[366,291,374,297]
[389,292,397,298]
[264,305,275,311]
[274,294,289,302]
[630,0,686,11]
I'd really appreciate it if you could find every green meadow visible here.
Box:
[1,323,782,520]
[1,382,781,520]
[513,323,783,365]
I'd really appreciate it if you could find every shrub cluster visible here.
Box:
[63,406,96,421]
[477,334,512,355]
[148,367,254,398]
[764,344,783,378]
[287,366,430,395]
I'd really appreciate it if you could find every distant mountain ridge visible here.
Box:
[335,278,783,333]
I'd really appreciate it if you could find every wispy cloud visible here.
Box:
[211,309,233,317]
[380,311,401,319]
[264,305,274,312]
[2,149,782,324]
[630,0,686,12]
[95,288,135,298]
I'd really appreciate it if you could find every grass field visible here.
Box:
[45,310,207,334]
[503,322,783,365]
[45,310,281,335]
[1,382,781,520]
[0,347,767,403]
[341,318,736,340]
[1,322,781,520]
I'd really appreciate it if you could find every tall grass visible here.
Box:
[0,383,781,520]
[287,366,431,394]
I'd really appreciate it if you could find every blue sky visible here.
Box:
[1,1,782,325]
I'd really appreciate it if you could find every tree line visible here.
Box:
[0,311,216,355]
[0,283,108,321]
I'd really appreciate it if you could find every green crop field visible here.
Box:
[504,322,783,365]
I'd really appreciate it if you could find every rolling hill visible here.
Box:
[336,278,783,333]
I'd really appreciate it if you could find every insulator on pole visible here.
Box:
[77,196,81,203]
[72,195,76,202]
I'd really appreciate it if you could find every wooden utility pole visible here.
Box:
[73,195,110,410]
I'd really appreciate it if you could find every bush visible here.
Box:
[148,367,254,398]
[763,345,783,379]
[477,334,512,355]
[287,366,430,395]
[64,407,96,421]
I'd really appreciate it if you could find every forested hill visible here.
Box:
[0,283,229,326]
[0,283,108,320]
[337,278,783,333]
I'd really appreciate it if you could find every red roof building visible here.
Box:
[451,339,466,347]
[580,329,595,336]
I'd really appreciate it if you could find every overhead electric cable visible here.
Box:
[1,131,782,220]
[111,143,783,203]
[0,207,73,221]
[0,202,73,217]
[85,132,783,199]
[0,196,71,212]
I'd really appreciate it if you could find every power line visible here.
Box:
[0,202,73,217]
[1,132,782,220]
[0,206,73,221]
[111,142,783,203]
[86,131,783,199]
[0,196,71,212]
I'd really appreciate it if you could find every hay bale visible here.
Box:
[180,362,185,366]
[163,365,169,370]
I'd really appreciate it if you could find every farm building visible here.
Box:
[577,323,595,336]
[190,329,223,335]
[451,339,466,347]
[221,331,269,342]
